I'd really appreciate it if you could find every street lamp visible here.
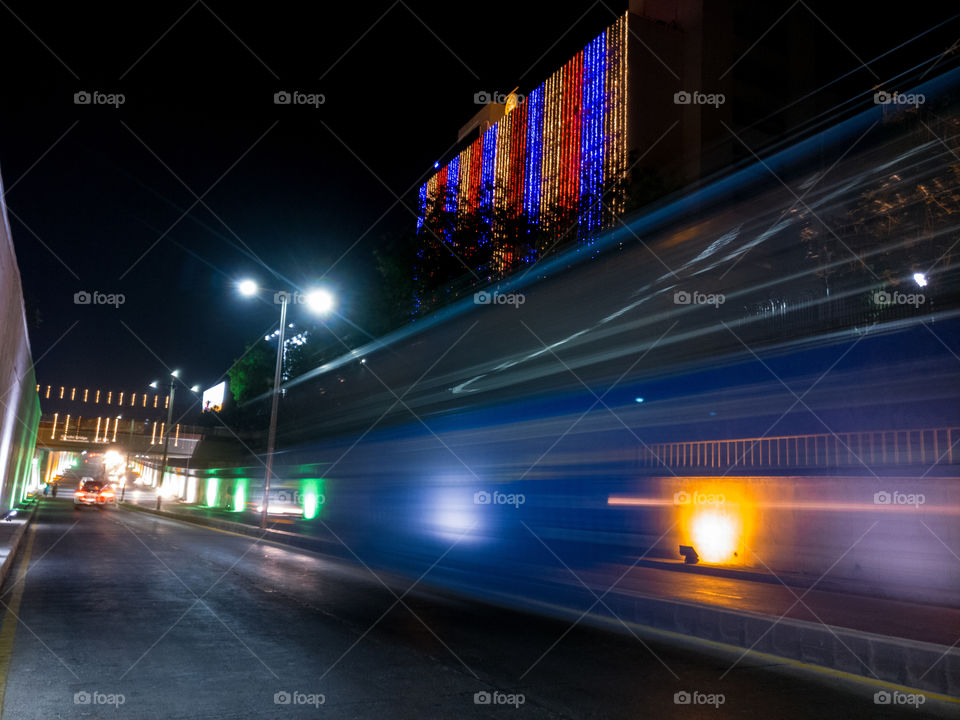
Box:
[148,369,198,507]
[237,279,335,528]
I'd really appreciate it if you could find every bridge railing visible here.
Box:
[638,428,959,470]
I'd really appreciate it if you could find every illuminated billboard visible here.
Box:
[202,381,226,413]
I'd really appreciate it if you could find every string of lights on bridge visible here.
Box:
[37,385,169,409]
[45,413,185,446]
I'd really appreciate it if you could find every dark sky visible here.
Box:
[2,1,956,396]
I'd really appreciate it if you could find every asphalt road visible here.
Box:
[0,497,949,719]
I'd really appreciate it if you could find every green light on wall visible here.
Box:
[233,479,248,512]
[300,478,326,520]
[206,477,220,507]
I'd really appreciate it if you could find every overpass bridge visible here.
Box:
[35,417,202,458]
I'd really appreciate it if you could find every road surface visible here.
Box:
[0,497,948,719]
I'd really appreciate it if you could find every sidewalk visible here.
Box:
[0,497,40,590]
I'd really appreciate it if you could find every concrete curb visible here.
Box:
[118,501,960,701]
[601,587,960,698]
[0,500,40,590]
[444,581,960,704]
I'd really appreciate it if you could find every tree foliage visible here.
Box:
[226,342,273,405]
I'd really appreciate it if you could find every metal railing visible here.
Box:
[638,428,959,470]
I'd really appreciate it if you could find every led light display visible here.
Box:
[417,14,628,277]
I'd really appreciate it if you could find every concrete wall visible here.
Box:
[0,165,41,510]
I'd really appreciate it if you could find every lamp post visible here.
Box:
[237,279,334,529]
[149,372,200,509]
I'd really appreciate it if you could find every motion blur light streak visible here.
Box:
[608,495,957,514]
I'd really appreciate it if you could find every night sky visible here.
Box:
[2,0,955,394]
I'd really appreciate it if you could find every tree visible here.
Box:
[226,342,273,405]
[371,231,418,333]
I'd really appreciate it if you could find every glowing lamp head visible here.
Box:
[237,279,258,297]
[304,288,335,315]
[690,510,738,564]
[913,272,928,288]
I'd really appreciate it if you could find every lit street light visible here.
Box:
[148,369,199,508]
[237,279,336,528]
